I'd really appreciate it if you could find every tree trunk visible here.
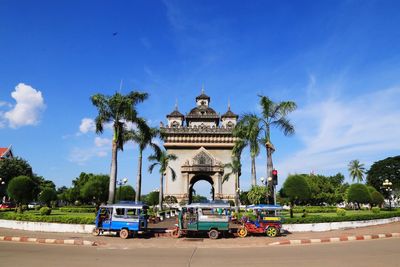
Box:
[266,145,274,204]
[108,141,118,204]
[290,201,294,218]
[235,173,239,213]
[159,174,163,211]
[135,150,143,202]
[251,156,257,186]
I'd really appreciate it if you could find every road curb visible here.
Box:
[0,236,100,246]
[268,232,400,246]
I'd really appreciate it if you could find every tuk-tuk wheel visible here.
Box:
[266,226,278,237]
[208,229,219,239]
[92,228,100,236]
[237,227,248,238]
[119,229,129,239]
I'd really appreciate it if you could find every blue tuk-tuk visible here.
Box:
[93,203,148,239]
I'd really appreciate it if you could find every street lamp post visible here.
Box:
[382,179,393,211]
[0,178,6,203]
[116,178,128,203]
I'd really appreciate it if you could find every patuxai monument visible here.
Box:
[160,89,238,203]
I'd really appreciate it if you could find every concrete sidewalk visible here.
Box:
[0,222,399,248]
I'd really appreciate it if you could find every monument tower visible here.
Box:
[160,89,238,203]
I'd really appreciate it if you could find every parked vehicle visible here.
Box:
[237,204,283,238]
[174,202,231,239]
[0,202,15,209]
[92,203,149,239]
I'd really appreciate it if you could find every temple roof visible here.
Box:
[167,109,184,118]
[187,105,219,118]
[221,107,238,118]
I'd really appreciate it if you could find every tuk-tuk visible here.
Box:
[175,202,231,239]
[237,204,283,238]
[92,202,148,239]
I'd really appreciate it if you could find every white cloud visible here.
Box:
[79,118,95,134]
[278,87,400,179]
[3,83,45,128]
[0,101,12,108]
[94,137,111,147]
[68,137,111,165]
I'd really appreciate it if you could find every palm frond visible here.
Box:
[169,166,177,181]
[258,95,274,120]
[148,162,159,174]
[272,117,295,136]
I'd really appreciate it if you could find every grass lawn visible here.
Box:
[279,208,399,219]
[22,209,96,218]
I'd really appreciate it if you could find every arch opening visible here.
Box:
[189,175,214,204]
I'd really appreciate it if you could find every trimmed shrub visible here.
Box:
[0,211,95,224]
[370,191,385,207]
[59,207,96,213]
[293,206,337,213]
[371,207,380,214]
[336,208,346,216]
[284,211,400,224]
[39,207,52,216]
[347,184,371,209]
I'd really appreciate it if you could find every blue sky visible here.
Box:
[1,0,400,197]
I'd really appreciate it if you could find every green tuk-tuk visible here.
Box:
[175,202,231,239]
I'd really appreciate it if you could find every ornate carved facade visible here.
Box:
[161,90,238,203]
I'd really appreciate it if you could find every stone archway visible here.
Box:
[180,147,225,203]
[188,175,214,204]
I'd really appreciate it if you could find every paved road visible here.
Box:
[1,238,399,267]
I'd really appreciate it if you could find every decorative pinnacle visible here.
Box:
[175,99,178,110]
[228,98,231,110]
[201,83,205,94]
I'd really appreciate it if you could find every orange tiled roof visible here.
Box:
[0,148,8,157]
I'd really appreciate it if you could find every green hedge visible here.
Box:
[0,212,95,224]
[284,211,400,224]
[292,206,337,213]
[59,207,96,213]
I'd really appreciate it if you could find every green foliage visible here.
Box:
[367,156,400,195]
[164,195,178,204]
[239,191,250,205]
[347,184,371,206]
[371,207,380,214]
[292,206,337,213]
[247,185,268,204]
[304,174,336,205]
[7,176,37,208]
[348,160,366,183]
[282,175,311,203]
[39,207,52,215]
[336,208,346,216]
[192,195,208,203]
[63,173,109,204]
[59,207,96,213]
[284,211,400,224]
[143,191,159,206]
[0,157,33,197]
[38,188,57,207]
[0,211,95,224]
[370,191,385,207]
[115,185,135,202]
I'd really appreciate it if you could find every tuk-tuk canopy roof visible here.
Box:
[185,202,231,209]
[100,202,148,209]
[246,204,283,210]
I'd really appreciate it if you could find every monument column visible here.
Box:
[214,172,223,199]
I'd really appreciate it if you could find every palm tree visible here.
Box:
[234,113,261,186]
[223,155,242,212]
[91,91,148,204]
[148,150,177,211]
[348,160,366,183]
[258,95,297,200]
[125,123,161,202]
